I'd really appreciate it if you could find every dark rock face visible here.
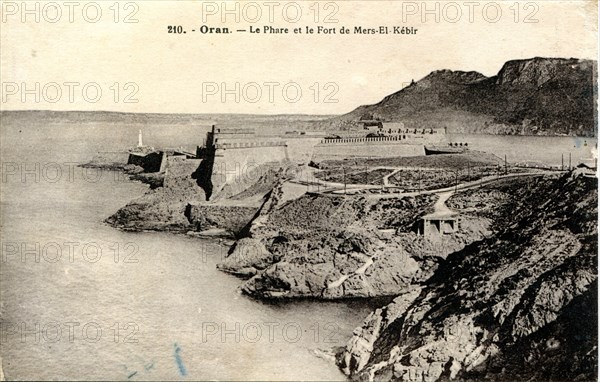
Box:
[342,57,597,136]
[218,188,495,299]
[105,186,205,232]
[186,204,259,238]
[217,238,279,277]
[464,282,597,382]
[105,163,292,235]
[339,172,597,381]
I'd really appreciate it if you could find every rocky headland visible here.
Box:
[97,56,597,381]
[104,151,597,381]
[105,162,296,236]
[102,142,597,382]
[335,57,597,137]
[339,170,597,381]
[221,187,494,299]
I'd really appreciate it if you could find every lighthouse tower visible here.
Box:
[129,128,154,154]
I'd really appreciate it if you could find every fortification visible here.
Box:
[206,126,290,199]
[416,212,461,239]
[161,123,452,201]
[163,156,203,189]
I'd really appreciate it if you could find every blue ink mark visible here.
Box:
[573,138,588,149]
[127,371,138,379]
[174,343,187,376]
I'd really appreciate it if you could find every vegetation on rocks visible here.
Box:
[339,171,597,382]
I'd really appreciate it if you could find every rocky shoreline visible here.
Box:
[338,171,597,381]
[103,153,597,381]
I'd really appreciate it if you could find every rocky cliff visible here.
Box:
[218,184,499,299]
[339,171,597,381]
[105,163,292,236]
[340,57,597,136]
[105,183,206,232]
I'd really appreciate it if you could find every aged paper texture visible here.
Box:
[1,1,598,380]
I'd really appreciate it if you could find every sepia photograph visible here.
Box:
[0,1,598,380]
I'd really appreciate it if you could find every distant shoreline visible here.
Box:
[0,110,597,139]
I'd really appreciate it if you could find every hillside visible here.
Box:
[339,170,597,381]
[339,57,597,137]
[217,159,525,299]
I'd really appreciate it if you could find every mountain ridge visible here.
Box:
[339,57,597,137]
[2,57,596,136]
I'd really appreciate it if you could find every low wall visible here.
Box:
[313,141,426,160]
[92,152,130,165]
[200,135,446,199]
[285,137,323,163]
[215,141,286,149]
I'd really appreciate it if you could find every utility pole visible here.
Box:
[562,154,564,171]
[467,162,470,181]
[306,170,309,193]
[317,172,320,193]
[569,153,572,170]
[504,155,507,175]
[343,167,347,195]
[455,171,458,193]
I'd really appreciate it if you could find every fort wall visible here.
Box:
[163,156,203,189]
[162,125,449,201]
[313,140,426,160]
[211,145,289,198]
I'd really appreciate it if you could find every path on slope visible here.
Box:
[319,171,557,292]
[322,171,557,199]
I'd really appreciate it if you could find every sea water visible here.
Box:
[1,119,596,380]
[0,120,375,380]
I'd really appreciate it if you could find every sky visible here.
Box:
[1,0,598,115]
